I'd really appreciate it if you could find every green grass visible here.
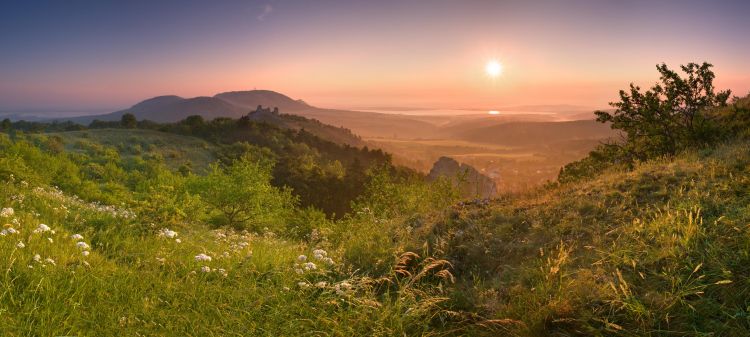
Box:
[411,141,750,335]
[3,129,750,335]
[0,182,458,336]
[52,129,218,172]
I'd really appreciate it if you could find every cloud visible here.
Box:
[257,4,273,21]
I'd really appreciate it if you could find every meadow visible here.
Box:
[1,70,748,335]
[3,122,750,335]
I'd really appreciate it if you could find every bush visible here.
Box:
[595,62,731,160]
[187,154,297,231]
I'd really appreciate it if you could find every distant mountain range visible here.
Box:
[16,89,602,141]
[40,90,439,139]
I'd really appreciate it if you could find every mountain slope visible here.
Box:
[405,140,750,335]
[70,96,245,124]
[214,90,311,111]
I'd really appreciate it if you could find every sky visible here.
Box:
[1,0,749,114]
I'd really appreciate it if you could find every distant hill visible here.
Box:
[214,90,311,112]
[70,96,245,124]
[55,89,605,143]
[57,90,443,140]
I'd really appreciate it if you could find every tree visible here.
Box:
[188,155,297,229]
[1,118,10,131]
[595,62,731,159]
[121,113,137,129]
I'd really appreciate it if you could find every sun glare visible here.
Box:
[485,60,503,77]
[488,110,500,115]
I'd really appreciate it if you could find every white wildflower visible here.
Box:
[16,241,25,249]
[297,281,310,288]
[174,238,182,244]
[195,253,212,262]
[323,257,335,266]
[76,241,89,250]
[315,281,328,288]
[312,249,327,260]
[0,230,6,236]
[82,250,90,257]
[201,266,211,273]
[33,254,42,262]
[44,258,56,266]
[33,223,51,233]
[297,255,307,262]
[217,268,228,277]
[47,237,54,243]
[159,228,178,239]
[0,208,13,217]
[294,268,304,274]
[70,233,84,240]
[303,262,317,271]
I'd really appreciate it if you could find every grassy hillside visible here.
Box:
[3,125,750,335]
[408,141,750,335]
[51,129,218,171]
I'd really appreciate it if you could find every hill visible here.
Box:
[396,140,750,335]
[50,129,219,172]
[3,128,750,335]
[71,96,245,124]
[214,90,311,112]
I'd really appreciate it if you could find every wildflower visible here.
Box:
[312,249,327,260]
[44,258,56,266]
[201,266,211,273]
[294,268,304,274]
[335,281,353,295]
[0,208,13,217]
[297,255,307,262]
[16,241,25,249]
[303,262,317,271]
[323,257,335,266]
[283,286,290,291]
[47,237,54,243]
[82,251,90,257]
[315,281,328,288]
[156,257,166,264]
[195,253,212,262]
[33,223,51,233]
[76,242,90,250]
[70,234,84,240]
[0,230,6,236]
[217,268,228,277]
[33,254,42,262]
[174,238,182,244]
[159,228,178,239]
[297,281,310,288]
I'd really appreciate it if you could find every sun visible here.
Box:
[485,60,503,77]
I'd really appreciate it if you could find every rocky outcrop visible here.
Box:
[428,156,497,198]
